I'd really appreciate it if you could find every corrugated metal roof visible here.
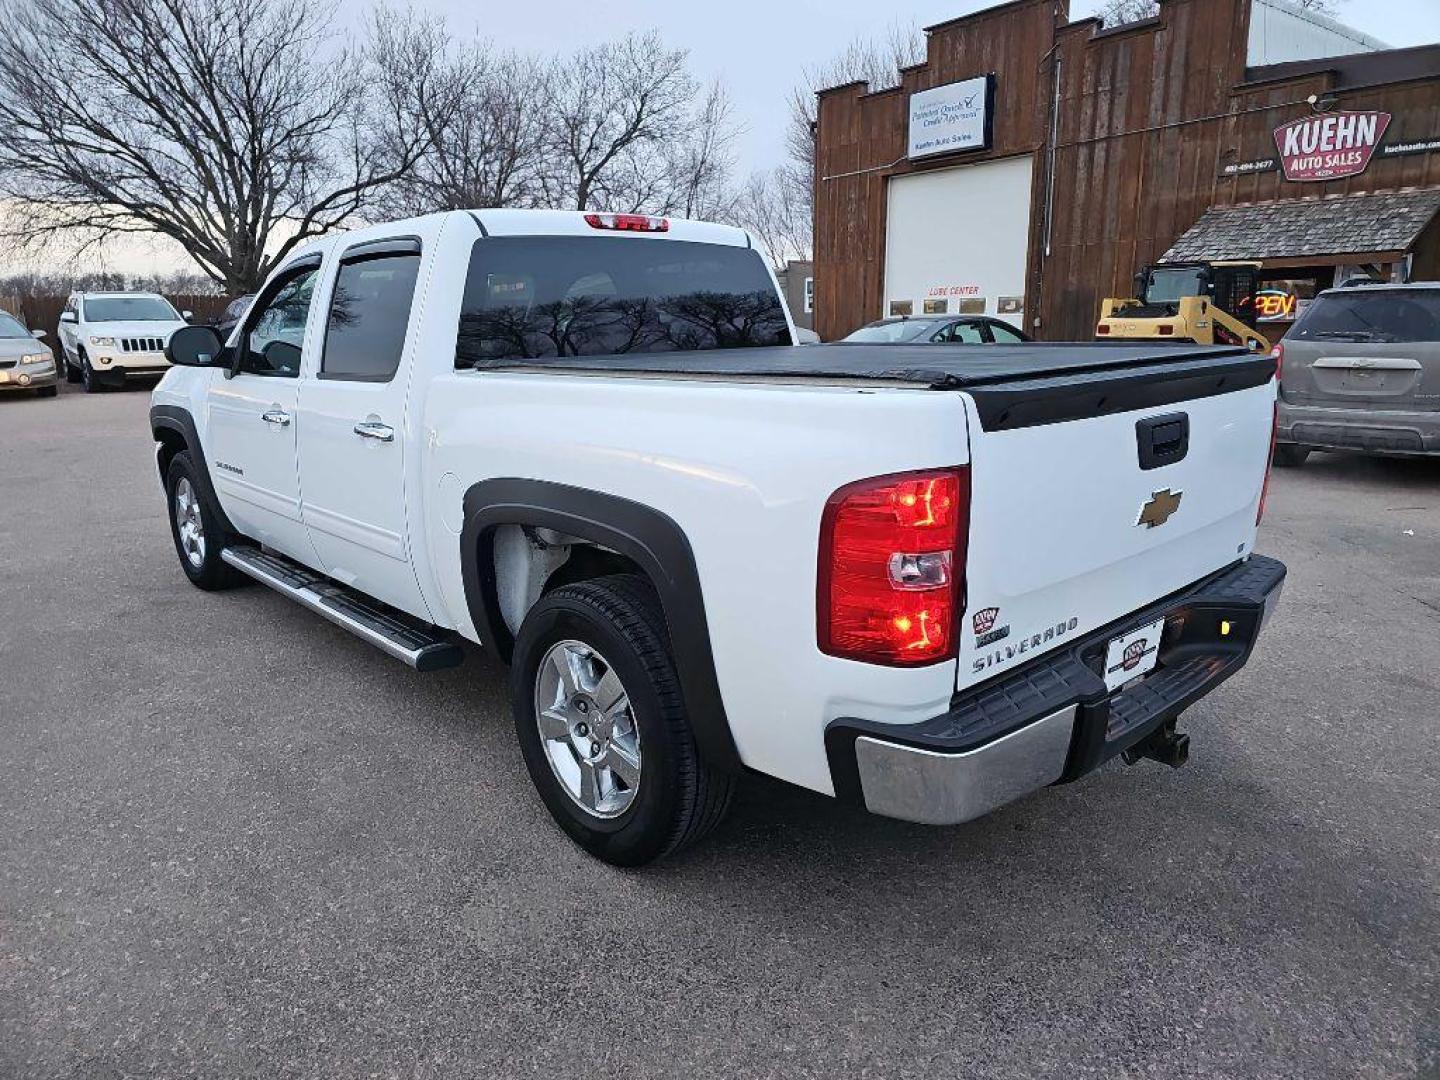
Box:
[1162,189,1440,262]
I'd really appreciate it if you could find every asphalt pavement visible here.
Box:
[1,380,1436,1079]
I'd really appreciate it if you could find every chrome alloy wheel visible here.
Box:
[174,477,206,569]
[533,639,642,819]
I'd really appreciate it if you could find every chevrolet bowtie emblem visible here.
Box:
[1136,488,1183,529]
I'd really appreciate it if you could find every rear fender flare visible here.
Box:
[460,478,740,772]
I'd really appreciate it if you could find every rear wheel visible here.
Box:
[165,452,242,590]
[511,575,735,866]
[63,357,81,383]
[1273,444,1310,468]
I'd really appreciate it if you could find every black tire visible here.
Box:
[35,384,57,398]
[164,451,242,590]
[81,356,102,393]
[63,358,81,383]
[1273,444,1310,468]
[511,574,735,867]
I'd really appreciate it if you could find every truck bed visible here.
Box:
[473,343,1276,432]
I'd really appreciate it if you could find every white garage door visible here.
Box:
[883,155,1034,330]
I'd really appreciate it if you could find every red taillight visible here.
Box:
[1271,340,1285,381]
[1096,323,1111,335]
[818,468,969,666]
[583,212,669,232]
[1158,324,1175,336]
[1258,400,1278,524]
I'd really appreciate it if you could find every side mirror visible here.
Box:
[182,310,194,321]
[166,324,225,367]
[59,311,77,324]
[30,328,46,339]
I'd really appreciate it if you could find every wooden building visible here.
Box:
[813,0,1440,342]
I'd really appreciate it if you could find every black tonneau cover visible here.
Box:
[474,342,1276,431]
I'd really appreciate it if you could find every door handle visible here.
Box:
[353,420,395,442]
[261,409,291,427]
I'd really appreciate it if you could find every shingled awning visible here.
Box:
[1162,189,1440,265]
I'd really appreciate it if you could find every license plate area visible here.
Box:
[1103,616,1165,692]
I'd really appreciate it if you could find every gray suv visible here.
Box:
[1275,283,1440,466]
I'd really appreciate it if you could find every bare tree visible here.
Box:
[734,167,811,272]
[0,0,432,293]
[372,8,550,218]
[543,31,698,212]
[1095,0,1333,24]
[782,23,925,260]
[658,81,740,221]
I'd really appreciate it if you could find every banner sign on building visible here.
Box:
[1273,110,1391,182]
[907,75,995,160]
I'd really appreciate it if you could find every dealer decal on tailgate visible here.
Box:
[973,616,1079,674]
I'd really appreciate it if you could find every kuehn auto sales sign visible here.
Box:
[1274,110,1391,182]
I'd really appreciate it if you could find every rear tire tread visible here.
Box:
[515,574,735,865]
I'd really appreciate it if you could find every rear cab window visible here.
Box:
[455,236,791,368]
[1292,289,1440,344]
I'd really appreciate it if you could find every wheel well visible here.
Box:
[491,524,648,639]
[543,541,645,594]
[153,426,188,481]
[459,478,741,772]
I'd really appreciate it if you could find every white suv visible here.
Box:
[58,292,191,392]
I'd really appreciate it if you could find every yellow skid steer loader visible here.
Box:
[1097,261,1271,353]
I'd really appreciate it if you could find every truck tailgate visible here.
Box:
[957,370,1276,692]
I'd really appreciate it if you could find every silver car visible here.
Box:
[0,311,57,397]
[1275,283,1440,465]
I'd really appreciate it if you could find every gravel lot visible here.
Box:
[2,380,1437,1079]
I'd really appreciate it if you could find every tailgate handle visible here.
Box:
[1137,413,1189,470]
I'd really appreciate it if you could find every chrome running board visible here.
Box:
[220,546,464,672]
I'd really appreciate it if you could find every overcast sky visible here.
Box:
[410,0,1440,181]
[58,0,1440,278]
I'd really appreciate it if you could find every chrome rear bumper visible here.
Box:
[828,554,1287,826]
[854,706,1077,825]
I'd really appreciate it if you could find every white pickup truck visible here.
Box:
[151,209,1286,866]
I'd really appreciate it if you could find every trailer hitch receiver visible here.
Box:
[1122,719,1190,769]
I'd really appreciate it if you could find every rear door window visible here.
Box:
[987,322,1027,343]
[456,237,791,367]
[1293,290,1440,343]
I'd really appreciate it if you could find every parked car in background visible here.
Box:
[215,294,254,340]
[0,311,57,397]
[58,292,191,393]
[1274,283,1440,465]
[842,315,1031,344]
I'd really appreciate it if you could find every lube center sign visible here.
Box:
[1274,110,1391,182]
[908,75,995,160]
